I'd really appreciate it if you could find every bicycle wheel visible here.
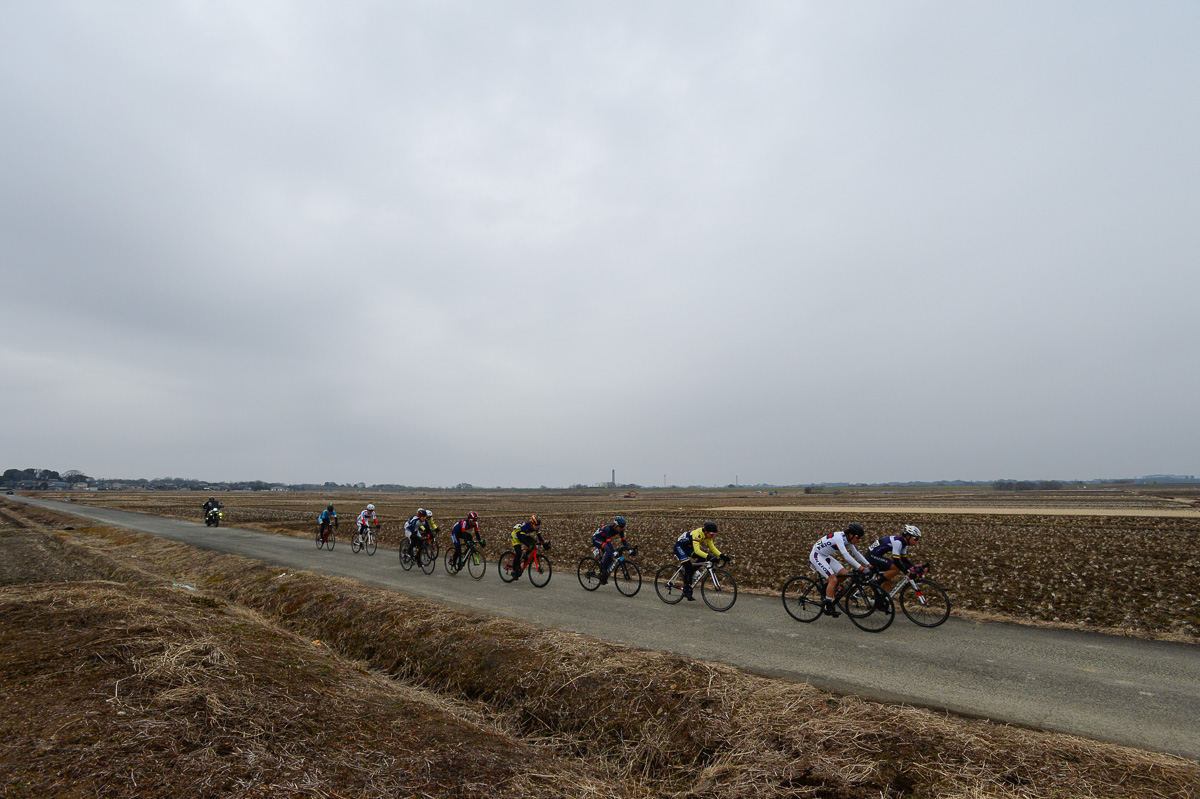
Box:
[326,529,335,551]
[654,564,685,605]
[700,568,737,612]
[315,526,323,548]
[399,542,414,570]
[350,534,363,554]
[900,579,951,627]
[782,576,824,622]
[419,545,436,574]
[466,547,487,581]
[577,557,602,591]
[527,553,552,587]
[444,548,460,575]
[613,560,641,597]
[848,585,895,633]
[365,533,377,556]
[498,551,517,582]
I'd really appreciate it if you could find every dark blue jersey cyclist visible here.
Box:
[451,511,481,565]
[591,516,630,583]
[866,525,923,591]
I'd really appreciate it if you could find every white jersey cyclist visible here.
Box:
[810,529,871,580]
[357,505,378,531]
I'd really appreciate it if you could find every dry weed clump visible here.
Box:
[0,581,627,799]
[33,510,1197,799]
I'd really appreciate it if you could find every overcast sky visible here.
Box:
[2,2,1197,487]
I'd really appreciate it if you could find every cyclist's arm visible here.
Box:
[835,536,870,569]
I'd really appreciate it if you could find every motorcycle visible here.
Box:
[204,507,222,527]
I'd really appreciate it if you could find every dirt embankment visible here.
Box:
[2,499,1197,799]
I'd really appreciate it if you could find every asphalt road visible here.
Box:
[16,496,1200,761]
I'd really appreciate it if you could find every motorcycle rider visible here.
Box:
[202,495,222,521]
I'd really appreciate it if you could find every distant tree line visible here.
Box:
[992,480,1064,491]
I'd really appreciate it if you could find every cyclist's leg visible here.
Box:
[600,540,616,576]
[810,551,843,616]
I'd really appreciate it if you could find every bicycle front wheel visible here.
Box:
[701,568,737,612]
[419,546,436,574]
[848,585,895,633]
[782,576,824,622]
[577,557,602,591]
[613,560,641,597]
[466,548,487,580]
[654,564,685,604]
[900,579,951,627]
[365,533,377,556]
[326,529,335,551]
[528,553,552,587]
[498,551,517,582]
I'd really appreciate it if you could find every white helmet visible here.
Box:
[425,510,433,518]
[903,524,922,538]
[367,504,375,511]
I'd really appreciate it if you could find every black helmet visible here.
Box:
[702,521,718,534]
[327,504,334,511]
[845,522,865,537]
[614,515,627,528]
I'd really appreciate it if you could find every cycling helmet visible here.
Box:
[426,510,434,518]
[529,514,541,527]
[327,504,334,511]
[614,516,627,528]
[845,522,865,537]
[702,521,718,535]
[367,504,375,511]
[417,508,427,517]
[903,524,922,539]
[209,496,216,501]
[467,511,479,522]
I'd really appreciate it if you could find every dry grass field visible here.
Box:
[2,498,1197,798]
[57,486,1200,641]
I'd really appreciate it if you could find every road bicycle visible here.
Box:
[498,540,552,587]
[654,556,737,611]
[881,563,951,627]
[400,533,436,574]
[781,569,894,632]
[315,520,337,551]
[350,524,378,556]
[578,545,641,596]
[444,537,487,581]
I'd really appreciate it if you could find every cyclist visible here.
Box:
[423,510,439,550]
[202,495,222,521]
[403,508,430,561]
[356,504,379,543]
[510,514,547,579]
[318,503,338,543]
[673,521,722,601]
[866,524,922,593]
[591,515,631,585]
[450,511,482,569]
[809,522,872,617]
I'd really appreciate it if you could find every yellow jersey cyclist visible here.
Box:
[809,522,872,617]
[510,514,549,579]
[673,521,725,601]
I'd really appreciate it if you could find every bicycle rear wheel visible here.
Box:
[466,547,487,580]
[351,534,363,554]
[577,557,602,591]
[527,553,552,587]
[900,579,951,627]
[782,576,824,622]
[701,568,737,612]
[613,560,641,597]
[444,548,460,575]
[654,564,685,604]
[498,551,517,582]
[315,526,323,548]
[399,543,414,570]
[847,585,895,633]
